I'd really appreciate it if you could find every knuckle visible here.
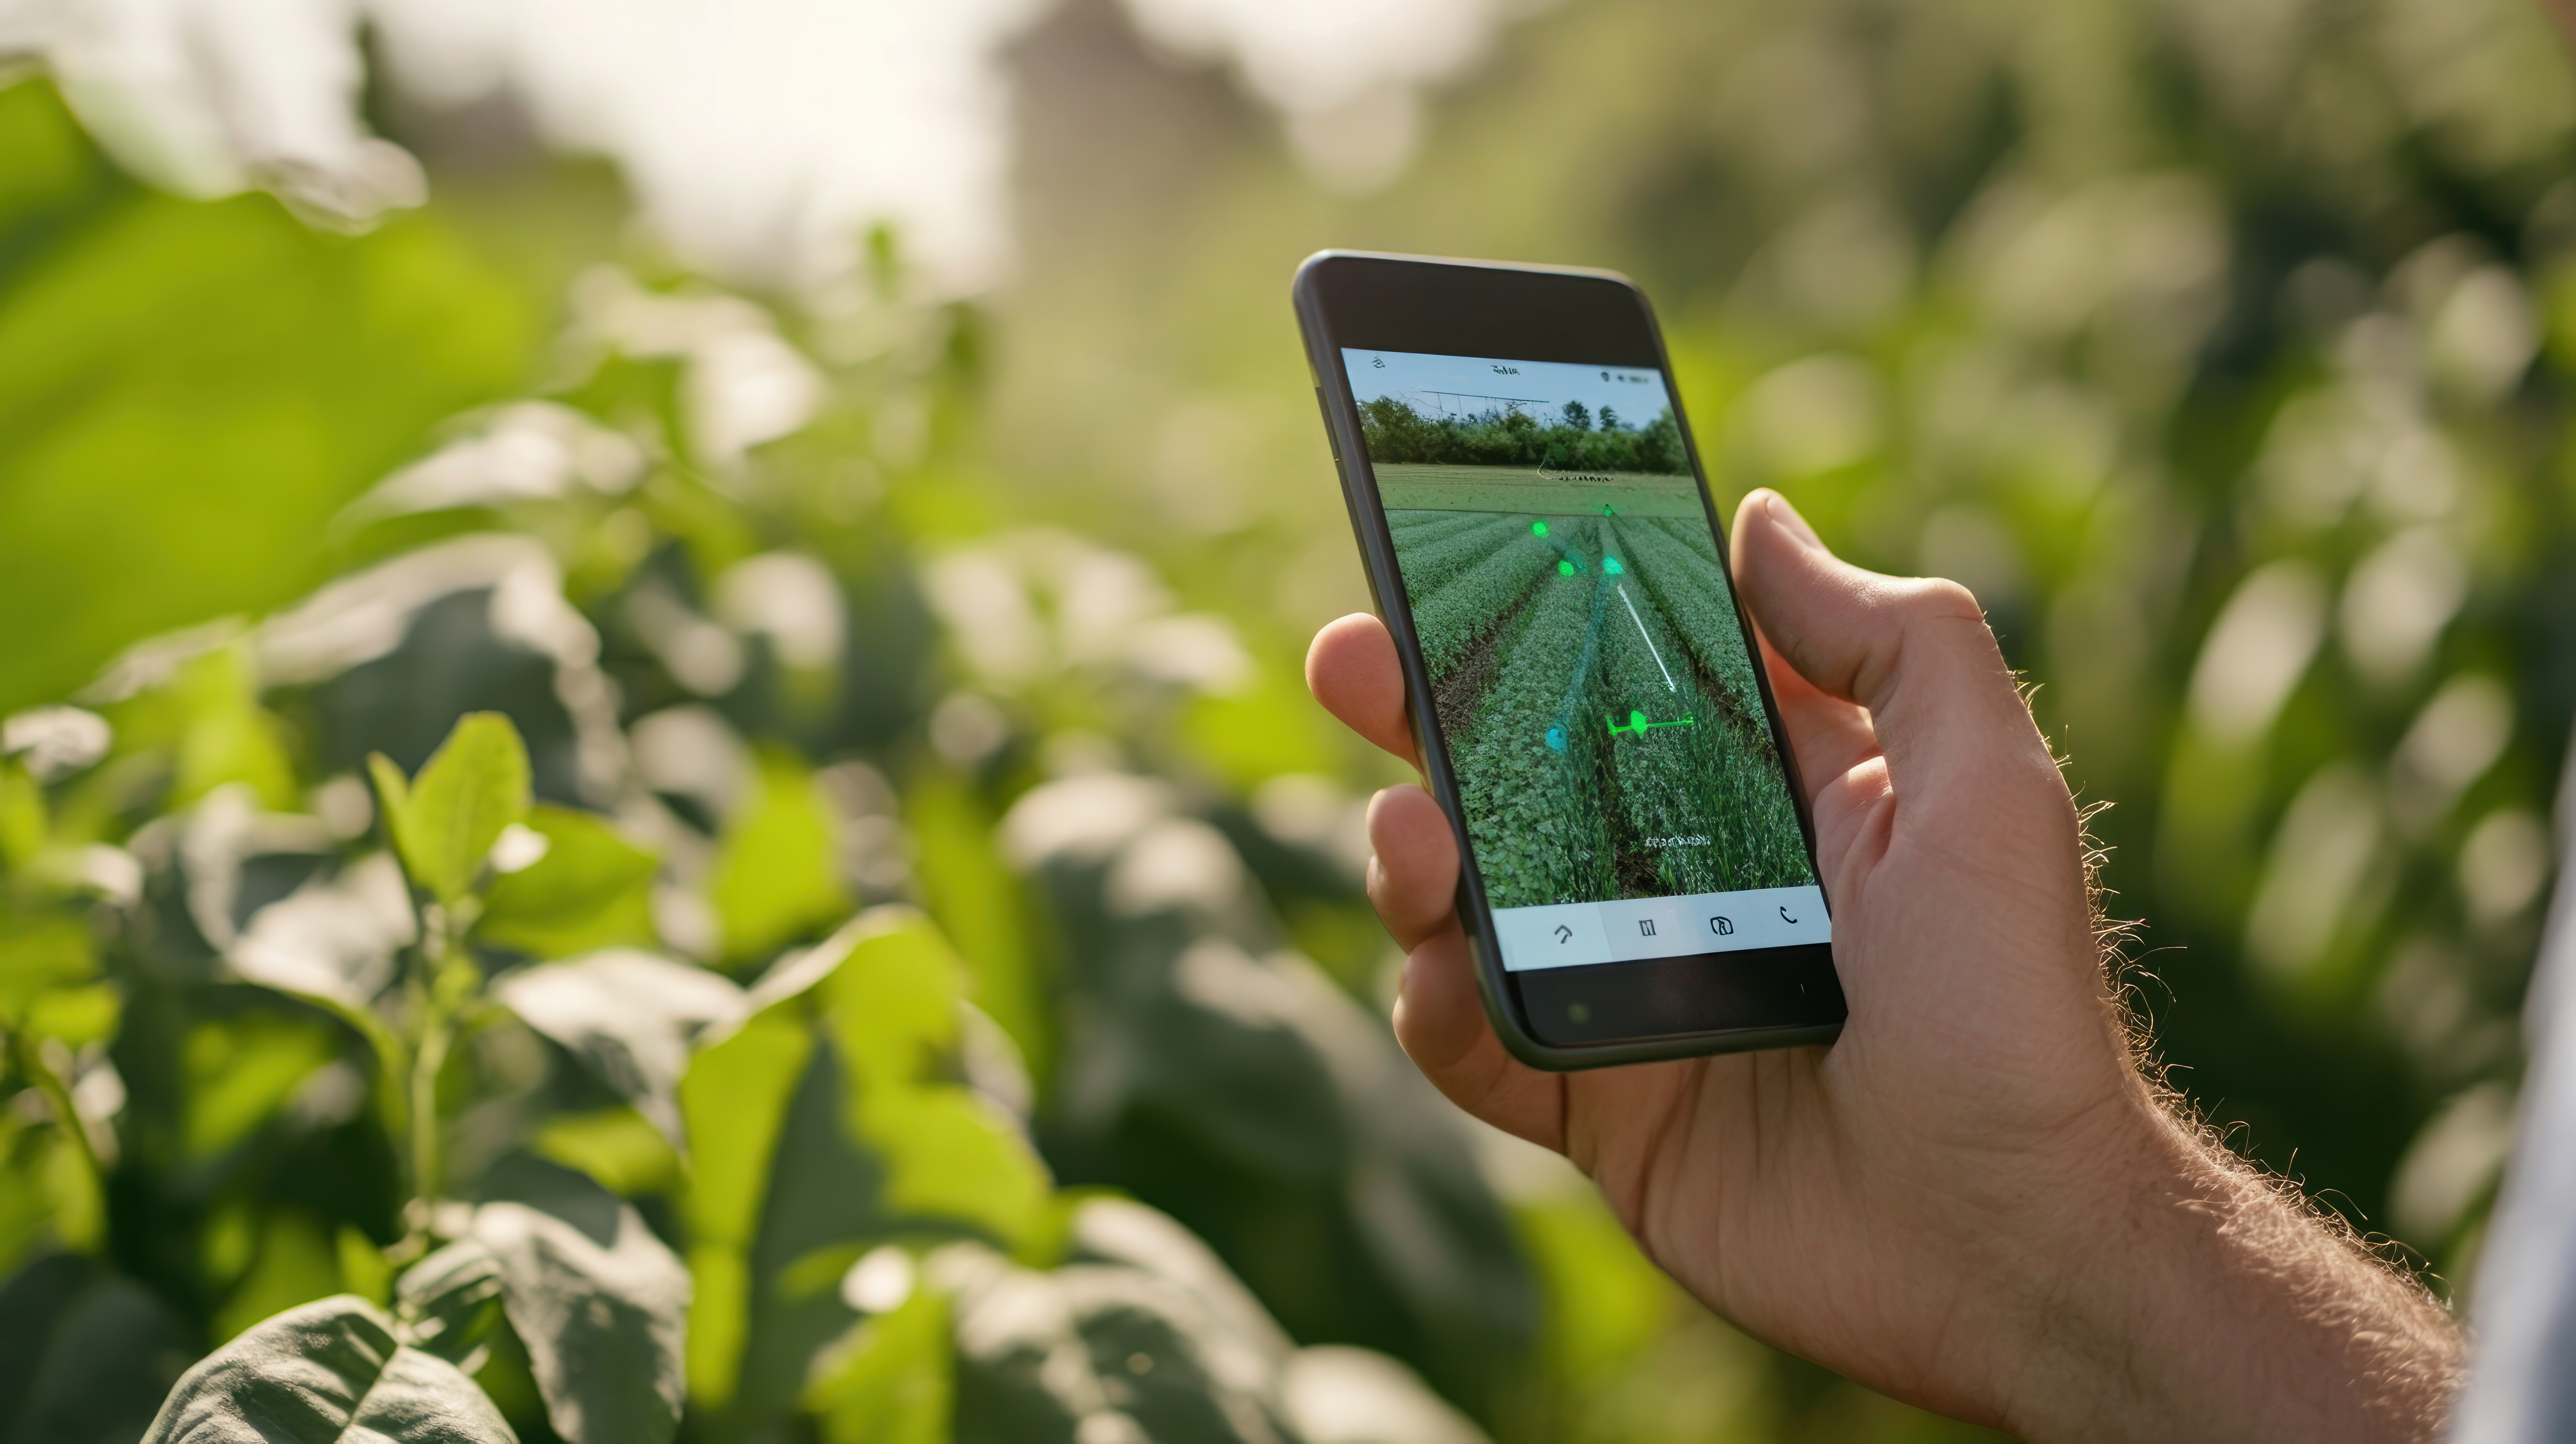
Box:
[1905,575,1985,620]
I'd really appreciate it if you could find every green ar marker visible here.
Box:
[1606,711,1698,737]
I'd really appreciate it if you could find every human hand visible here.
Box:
[1307,489,2461,1441]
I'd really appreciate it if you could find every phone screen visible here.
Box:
[1343,346,1829,974]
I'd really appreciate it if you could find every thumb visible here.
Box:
[1729,489,2050,803]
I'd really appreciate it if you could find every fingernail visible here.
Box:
[1763,492,1826,552]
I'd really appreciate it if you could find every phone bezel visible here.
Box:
[1292,250,1846,1070]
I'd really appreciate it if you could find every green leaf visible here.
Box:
[937,1244,1299,1444]
[903,769,1048,1077]
[531,1108,681,1197]
[0,915,94,1026]
[0,757,43,872]
[0,157,540,718]
[676,1007,814,1407]
[821,914,1050,1247]
[0,1110,95,1277]
[211,1212,347,1345]
[396,1238,506,1365]
[182,1014,336,1160]
[469,1192,689,1444]
[708,750,848,965]
[803,1286,952,1444]
[478,806,659,957]
[372,713,532,905]
[141,1294,515,1444]
[493,950,745,1145]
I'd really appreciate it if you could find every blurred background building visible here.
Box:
[1,0,2570,1439]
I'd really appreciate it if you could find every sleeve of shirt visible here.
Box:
[2451,730,2576,1443]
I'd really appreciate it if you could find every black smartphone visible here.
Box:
[1292,251,1844,1070]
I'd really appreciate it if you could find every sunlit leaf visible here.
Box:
[0,103,539,718]
[24,981,119,1046]
[478,805,660,958]
[142,1295,514,1444]
[0,757,43,870]
[901,769,1047,1076]
[708,750,847,965]
[675,1008,813,1407]
[372,713,531,905]
[182,1014,336,1160]
[532,1107,682,1197]
[211,1212,345,1344]
[469,1186,688,1444]
[397,1237,506,1365]
[0,914,94,1025]
[934,1242,1298,1444]
[818,912,1050,1245]
[803,1286,952,1444]
[495,949,744,1146]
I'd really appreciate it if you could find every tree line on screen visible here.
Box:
[1357,395,1687,474]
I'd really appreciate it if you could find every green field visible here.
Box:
[1388,507,1816,908]
[1374,462,1706,518]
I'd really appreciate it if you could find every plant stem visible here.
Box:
[409,1007,451,1208]
[11,1029,104,1210]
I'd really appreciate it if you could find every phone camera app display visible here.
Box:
[1344,348,1828,973]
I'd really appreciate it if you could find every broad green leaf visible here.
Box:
[677,910,1054,1425]
[0,757,42,870]
[803,1286,952,1444]
[708,750,847,965]
[493,950,744,1146]
[338,1225,394,1308]
[676,1007,813,1406]
[373,713,532,905]
[397,1238,505,1364]
[24,981,119,1045]
[0,92,539,719]
[0,915,94,1025]
[903,769,1048,1075]
[470,1194,688,1444]
[142,1294,514,1444]
[478,806,659,957]
[532,1108,681,1196]
[822,916,1050,1246]
[93,647,297,810]
[183,1014,336,1160]
[0,1108,100,1276]
[935,1244,1298,1444]
[211,1212,343,1344]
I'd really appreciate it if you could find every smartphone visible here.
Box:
[1292,251,1844,1069]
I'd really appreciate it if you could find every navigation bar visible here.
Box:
[1491,885,1830,972]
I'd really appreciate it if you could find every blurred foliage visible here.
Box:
[5,0,2575,1434]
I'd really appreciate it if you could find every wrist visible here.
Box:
[1993,1097,2463,1443]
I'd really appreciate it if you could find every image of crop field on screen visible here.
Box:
[1348,347,1820,938]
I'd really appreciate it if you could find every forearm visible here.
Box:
[2001,1103,2464,1443]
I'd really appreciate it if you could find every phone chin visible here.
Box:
[1506,943,1844,1053]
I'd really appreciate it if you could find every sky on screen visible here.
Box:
[1342,348,1675,428]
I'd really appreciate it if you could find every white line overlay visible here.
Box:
[1616,584,1675,692]
[1491,885,1829,971]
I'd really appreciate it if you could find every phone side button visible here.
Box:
[1315,387,1341,461]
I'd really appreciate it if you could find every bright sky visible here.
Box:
[11,0,1525,292]
[1342,348,1676,427]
